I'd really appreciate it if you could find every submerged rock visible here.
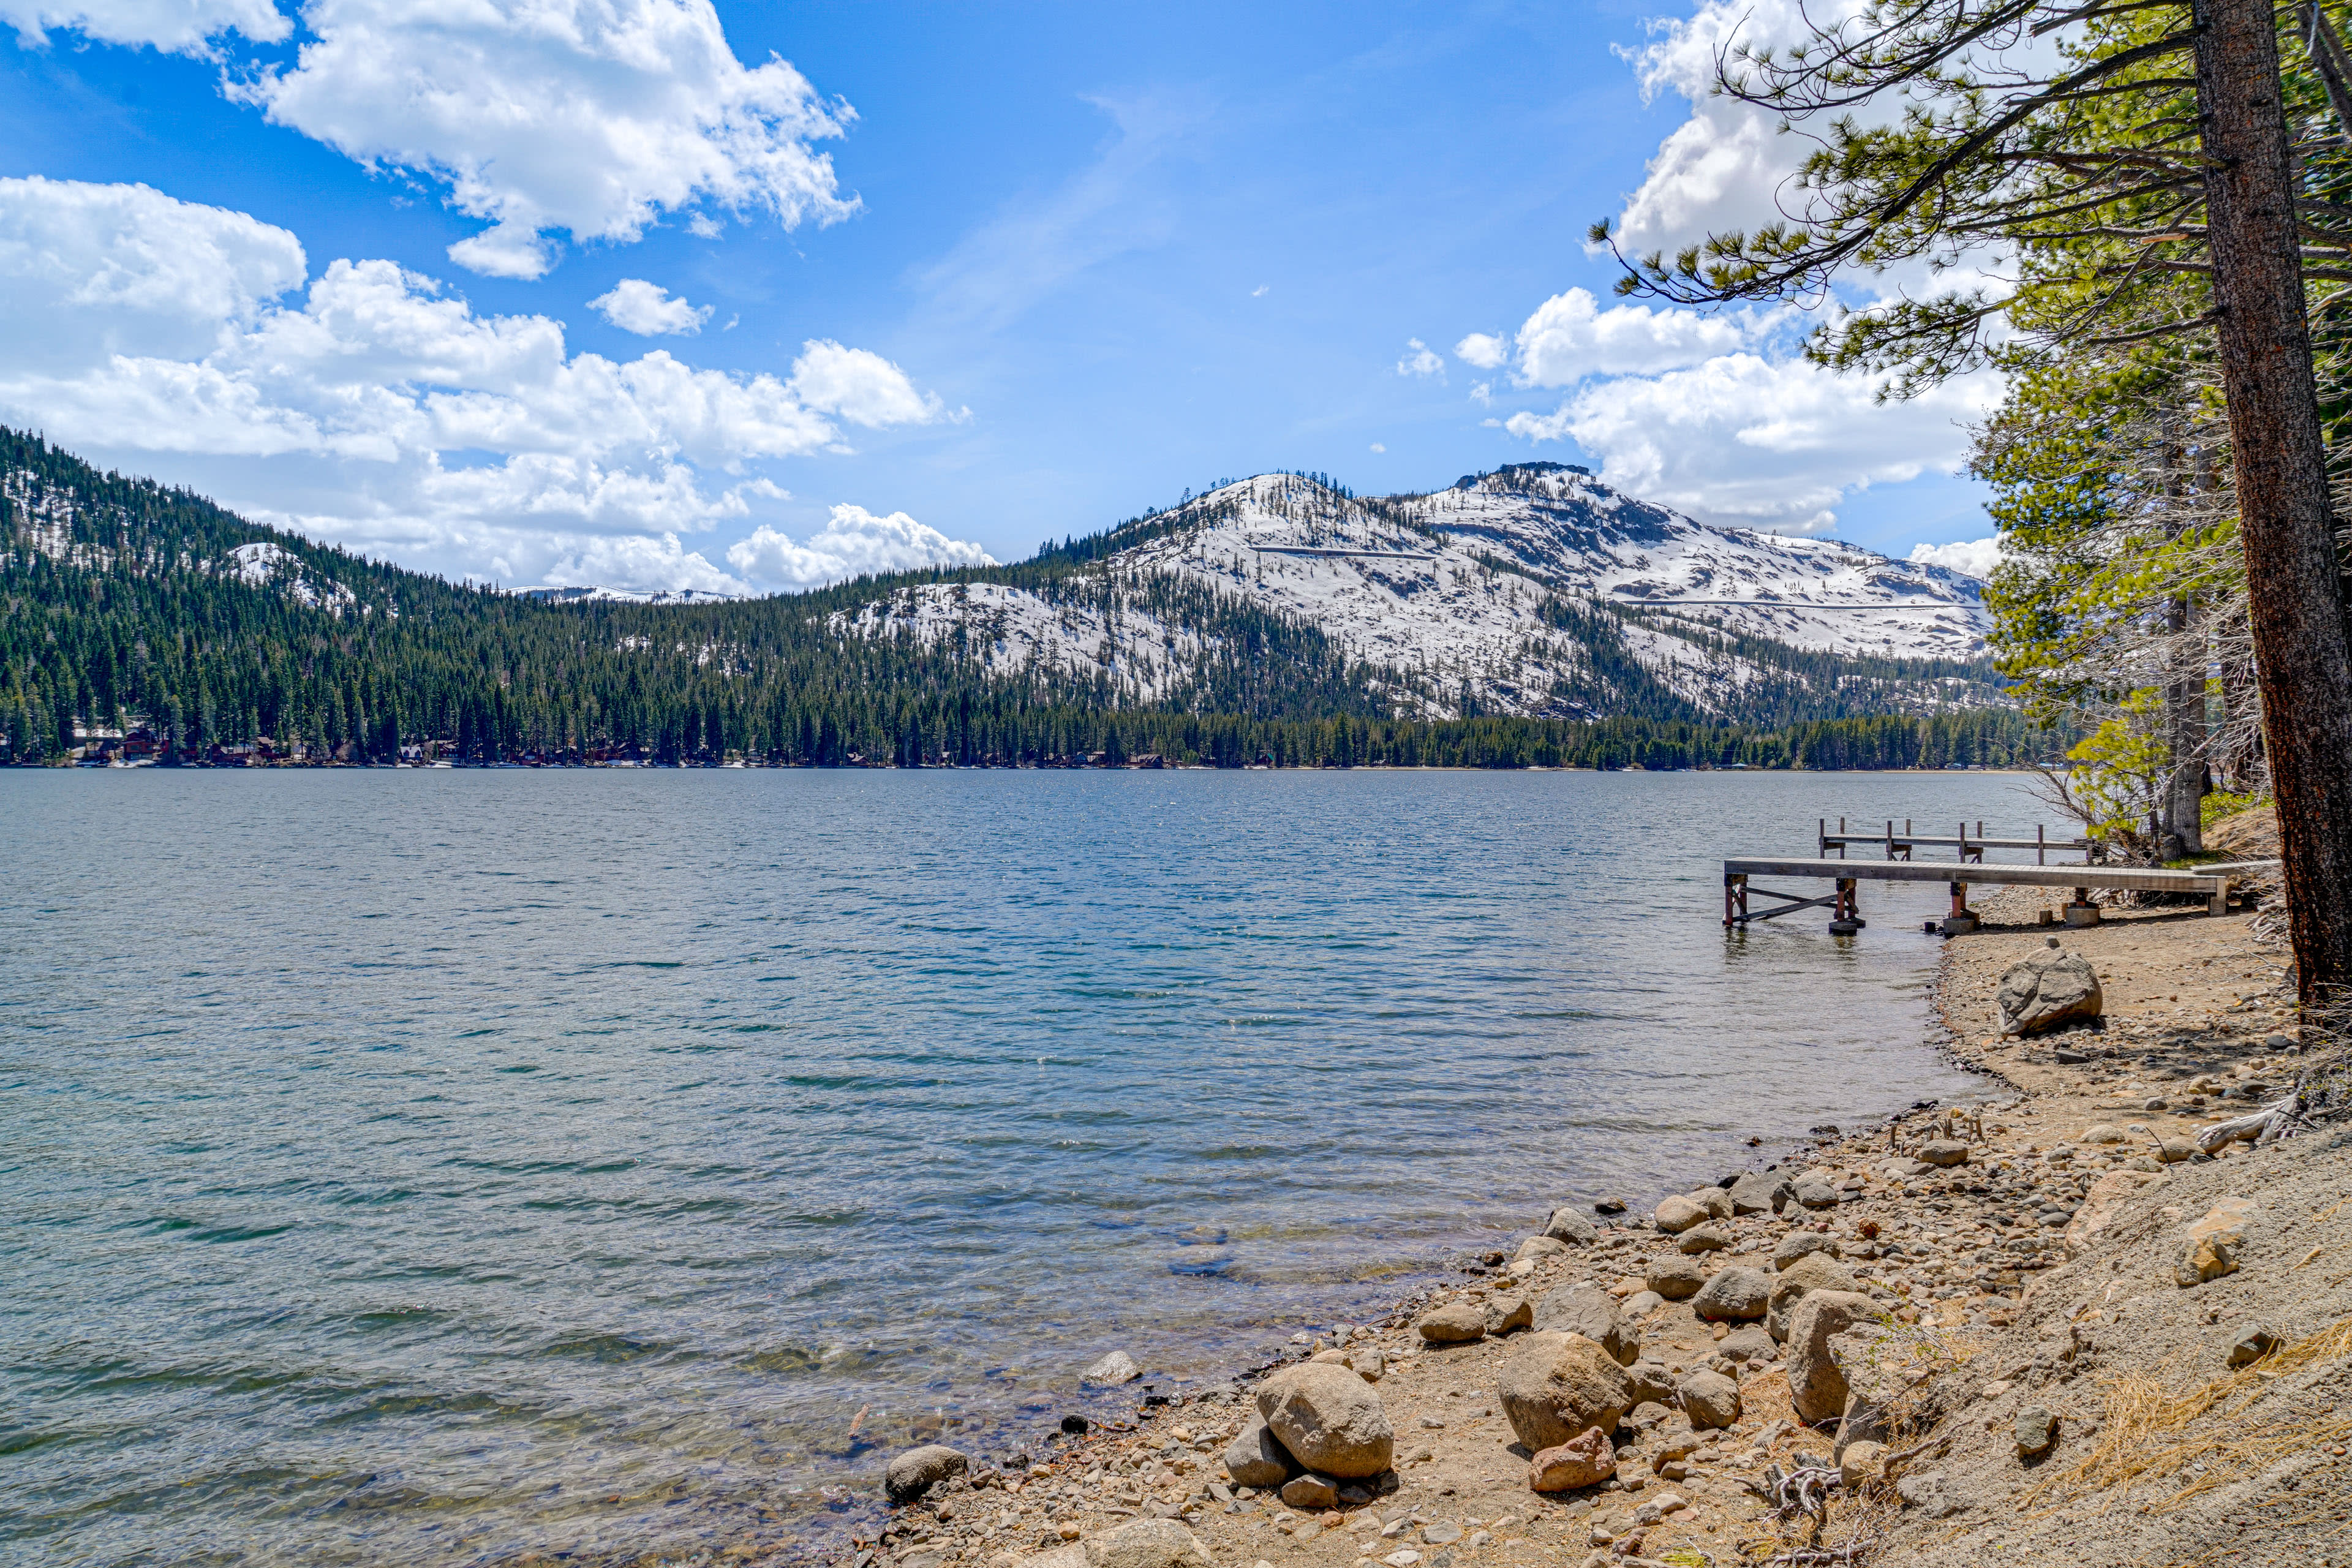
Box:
[1083,1351,1142,1385]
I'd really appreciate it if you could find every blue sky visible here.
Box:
[0,0,2000,592]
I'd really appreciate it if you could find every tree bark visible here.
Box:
[2195,0,2352,1007]
[2162,593,2207,857]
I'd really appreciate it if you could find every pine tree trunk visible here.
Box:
[2195,0,2352,1006]
[2163,594,2207,856]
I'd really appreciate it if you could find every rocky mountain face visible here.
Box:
[842,465,1998,723]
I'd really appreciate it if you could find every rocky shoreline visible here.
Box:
[827,883,2344,1568]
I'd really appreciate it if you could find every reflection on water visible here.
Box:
[0,769,2025,1565]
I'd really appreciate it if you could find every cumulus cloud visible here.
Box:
[230,0,858,279]
[0,177,949,589]
[590,277,711,336]
[1396,337,1444,379]
[1513,287,1774,383]
[2,0,287,54]
[725,503,993,588]
[1909,537,2003,579]
[1453,332,1508,369]
[1504,353,1996,529]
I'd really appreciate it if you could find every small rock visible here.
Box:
[1496,1331,1635,1451]
[1224,1418,1298,1489]
[1547,1208,1602,1246]
[1772,1232,1838,1270]
[1534,1283,1637,1365]
[1631,1492,1686,1526]
[1621,1360,1676,1408]
[1839,1439,1888,1488]
[1644,1255,1708,1302]
[1917,1140,1970,1168]
[1527,1427,1616,1492]
[2154,1139,2198,1164]
[1594,1197,1628,1216]
[1621,1291,1664,1317]
[1256,1362,1395,1478]
[1997,949,2104,1035]
[1084,1352,1142,1386]
[1417,1301,1487,1344]
[886,1445,971,1504]
[1718,1325,1776,1363]
[1677,1369,1741,1430]
[2174,1236,2240,1289]
[1278,1474,1340,1510]
[1689,1188,1733,1220]
[1691,1266,1769,1322]
[1727,1171,1793,1216]
[1420,1521,1462,1545]
[2015,1406,2057,1460]
[1792,1179,1842,1210]
[2081,1125,2127,1145]
[1675,1224,1732,1255]
[1517,1235,1569,1262]
[1766,1253,1858,1343]
[1484,1294,1534,1336]
[1653,1196,1709,1235]
[2226,1324,2282,1368]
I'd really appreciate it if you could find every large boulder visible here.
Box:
[1677,1369,1741,1430]
[1767,1252,1858,1343]
[1254,1362,1394,1478]
[1222,1417,1297,1488]
[1496,1332,1635,1452]
[1527,1425,1615,1492]
[1645,1254,1708,1301]
[886,1444,971,1504]
[1728,1171,1793,1216]
[1675,1224,1732,1255]
[1689,1188,1734,1221]
[1830,1325,1909,1455]
[1784,1291,1883,1423]
[1545,1207,1600,1246]
[1084,1520,1215,1568]
[1653,1195,1709,1234]
[1691,1265,1770,1322]
[1516,1235,1567,1262]
[1534,1283,1638,1365]
[1996,948,2104,1036]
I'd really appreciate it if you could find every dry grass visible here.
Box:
[2023,1316,2352,1513]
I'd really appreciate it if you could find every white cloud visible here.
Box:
[1369,442,1385,453]
[725,503,993,588]
[1251,283,1269,297]
[2,0,287,54]
[1504,353,1996,530]
[232,0,858,279]
[1908,537,2003,579]
[786,339,952,428]
[0,177,949,590]
[1396,337,1444,379]
[1453,332,1508,369]
[1513,287,1770,383]
[1469,380,1493,407]
[590,277,711,336]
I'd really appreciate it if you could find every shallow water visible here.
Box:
[0,769,2032,1565]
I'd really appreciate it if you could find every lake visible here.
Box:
[0,768,2030,1566]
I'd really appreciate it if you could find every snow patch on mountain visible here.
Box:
[837,465,1995,721]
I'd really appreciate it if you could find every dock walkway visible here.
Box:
[1724,824,2233,932]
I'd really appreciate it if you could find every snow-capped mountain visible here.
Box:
[521,585,745,606]
[839,464,1996,722]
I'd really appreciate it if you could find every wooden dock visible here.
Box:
[1723,854,2230,931]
